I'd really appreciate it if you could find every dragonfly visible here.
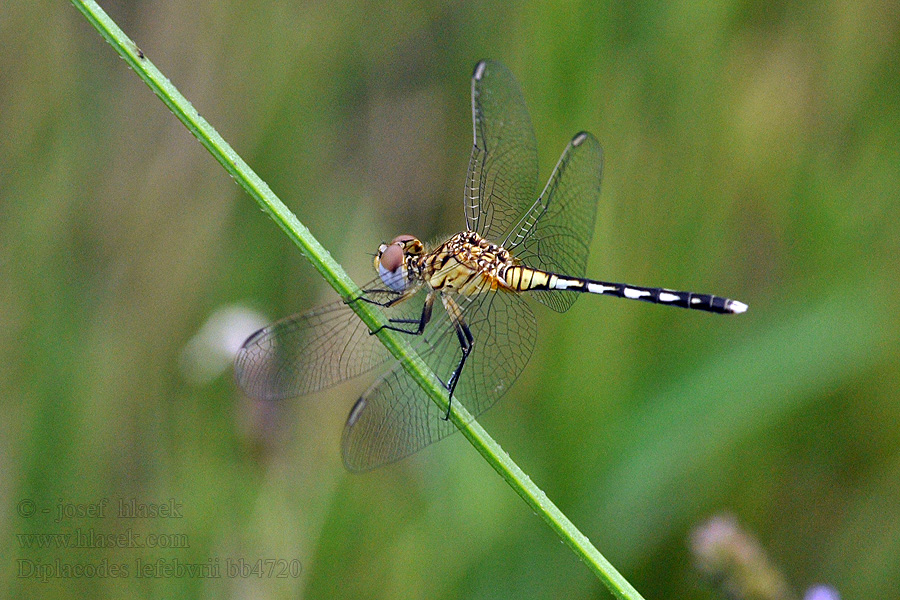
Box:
[235,59,747,472]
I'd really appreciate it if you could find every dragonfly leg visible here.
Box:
[350,283,427,310]
[346,288,401,307]
[370,291,434,336]
[440,295,474,420]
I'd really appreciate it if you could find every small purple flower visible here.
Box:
[804,585,840,600]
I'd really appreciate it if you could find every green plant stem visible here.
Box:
[70,2,646,598]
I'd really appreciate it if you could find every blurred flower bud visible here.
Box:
[691,514,794,600]
[179,304,268,385]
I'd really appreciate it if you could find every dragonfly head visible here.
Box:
[375,235,424,292]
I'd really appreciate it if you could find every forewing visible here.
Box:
[341,289,536,471]
[465,60,539,243]
[507,132,603,313]
[234,279,427,400]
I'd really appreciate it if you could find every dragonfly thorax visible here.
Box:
[423,231,518,295]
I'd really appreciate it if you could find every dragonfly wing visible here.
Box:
[508,131,603,313]
[341,289,536,471]
[234,279,428,400]
[465,60,539,244]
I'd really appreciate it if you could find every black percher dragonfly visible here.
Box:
[235,60,747,471]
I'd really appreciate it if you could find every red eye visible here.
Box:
[380,244,404,271]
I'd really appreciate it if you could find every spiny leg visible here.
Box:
[440,295,474,420]
[370,291,435,336]
[344,285,434,336]
[346,287,403,307]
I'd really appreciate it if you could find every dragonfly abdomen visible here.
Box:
[503,266,747,314]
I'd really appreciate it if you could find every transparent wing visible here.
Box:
[506,131,603,313]
[465,60,539,243]
[341,289,536,471]
[234,278,428,401]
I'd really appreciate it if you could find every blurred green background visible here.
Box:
[3,1,899,598]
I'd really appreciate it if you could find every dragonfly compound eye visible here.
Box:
[378,243,408,292]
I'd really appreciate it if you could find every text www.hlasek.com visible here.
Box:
[17,528,188,549]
